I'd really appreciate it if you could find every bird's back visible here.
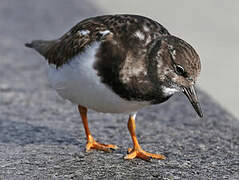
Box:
[26,14,170,68]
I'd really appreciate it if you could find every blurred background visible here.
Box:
[91,0,239,118]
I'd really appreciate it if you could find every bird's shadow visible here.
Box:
[0,118,80,146]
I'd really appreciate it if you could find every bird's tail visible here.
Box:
[25,39,55,58]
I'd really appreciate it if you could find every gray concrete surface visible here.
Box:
[0,0,239,179]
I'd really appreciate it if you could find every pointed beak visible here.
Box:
[182,85,203,118]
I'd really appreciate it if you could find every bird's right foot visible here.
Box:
[86,135,118,152]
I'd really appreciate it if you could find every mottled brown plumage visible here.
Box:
[26,14,202,115]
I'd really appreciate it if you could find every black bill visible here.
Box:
[183,85,203,118]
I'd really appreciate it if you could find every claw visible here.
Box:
[86,137,118,152]
[124,147,165,161]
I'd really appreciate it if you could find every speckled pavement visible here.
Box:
[0,0,238,179]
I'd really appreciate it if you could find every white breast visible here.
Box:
[48,42,149,113]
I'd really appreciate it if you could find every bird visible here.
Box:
[25,14,203,161]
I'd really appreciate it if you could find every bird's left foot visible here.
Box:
[124,147,166,161]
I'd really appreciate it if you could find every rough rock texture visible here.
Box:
[0,0,238,179]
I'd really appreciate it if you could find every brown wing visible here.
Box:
[45,14,170,67]
[45,17,109,67]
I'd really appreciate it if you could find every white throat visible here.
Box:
[162,86,179,96]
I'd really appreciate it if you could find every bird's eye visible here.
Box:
[174,64,185,76]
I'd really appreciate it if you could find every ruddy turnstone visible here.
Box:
[25,14,203,161]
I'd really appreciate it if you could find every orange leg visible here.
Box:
[124,114,166,161]
[78,105,118,152]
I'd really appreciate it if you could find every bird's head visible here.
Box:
[148,35,203,117]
